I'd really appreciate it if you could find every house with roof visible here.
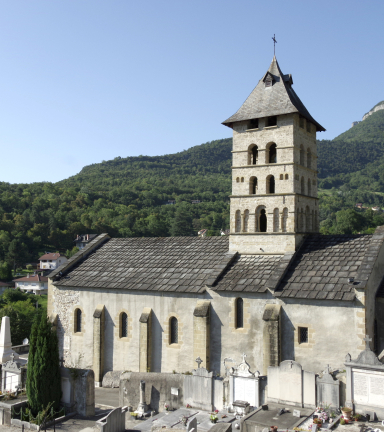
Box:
[0,281,13,295]
[39,253,68,270]
[14,274,48,295]
[47,56,384,387]
[74,234,98,250]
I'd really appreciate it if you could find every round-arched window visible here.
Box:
[75,308,82,333]
[236,298,243,329]
[121,312,128,338]
[170,317,178,344]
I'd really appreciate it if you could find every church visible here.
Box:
[48,56,384,386]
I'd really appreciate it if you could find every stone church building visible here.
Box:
[48,56,384,386]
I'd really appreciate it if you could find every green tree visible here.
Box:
[333,209,365,234]
[0,261,12,281]
[26,315,61,413]
[170,207,193,236]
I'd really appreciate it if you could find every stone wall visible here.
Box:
[51,282,364,377]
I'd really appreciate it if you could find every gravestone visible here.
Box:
[1,354,25,392]
[345,336,384,419]
[184,358,213,411]
[229,353,260,409]
[316,365,340,408]
[267,360,316,408]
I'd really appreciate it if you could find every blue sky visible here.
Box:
[1,0,383,183]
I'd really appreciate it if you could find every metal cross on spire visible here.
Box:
[272,34,277,55]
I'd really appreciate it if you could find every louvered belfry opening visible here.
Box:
[170,317,178,344]
[236,298,244,328]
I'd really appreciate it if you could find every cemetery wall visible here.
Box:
[51,284,362,377]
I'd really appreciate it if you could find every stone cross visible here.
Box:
[59,358,65,367]
[363,335,372,350]
[325,364,332,374]
[241,353,247,363]
[195,357,203,368]
[10,352,15,362]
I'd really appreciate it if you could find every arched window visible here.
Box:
[248,145,258,165]
[255,205,266,232]
[235,210,241,233]
[301,176,305,194]
[170,317,178,344]
[121,312,128,338]
[306,206,311,232]
[307,149,312,169]
[75,308,82,333]
[308,179,312,196]
[236,177,239,183]
[285,174,289,180]
[249,177,257,194]
[267,175,275,194]
[300,145,305,166]
[268,143,277,163]
[241,177,244,182]
[280,174,284,180]
[273,208,279,232]
[260,209,267,232]
[243,210,249,232]
[235,298,243,329]
[281,207,288,232]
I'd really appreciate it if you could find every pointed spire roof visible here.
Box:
[222,56,325,131]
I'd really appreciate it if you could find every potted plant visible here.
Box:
[353,414,362,422]
[313,418,323,427]
[341,407,353,421]
[164,403,170,412]
[329,412,336,424]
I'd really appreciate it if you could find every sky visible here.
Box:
[0,0,383,184]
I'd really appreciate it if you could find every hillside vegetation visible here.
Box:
[1,105,384,267]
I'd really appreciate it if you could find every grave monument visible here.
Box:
[345,335,384,420]
[0,316,19,364]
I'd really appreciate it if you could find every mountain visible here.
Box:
[1,103,384,266]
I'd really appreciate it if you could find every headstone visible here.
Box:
[184,367,213,411]
[229,353,260,408]
[293,410,301,418]
[345,337,384,419]
[0,316,19,364]
[187,416,197,432]
[316,366,340,409]
[268,360,302,406]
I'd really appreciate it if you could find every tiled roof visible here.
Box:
[53,237,234,293]
[213,254,283,293]
[39,253,64,261]
[222,56,325,132]
[13,275,48,283]
[275,234,373,301]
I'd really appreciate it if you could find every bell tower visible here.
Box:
[222,56,325,254]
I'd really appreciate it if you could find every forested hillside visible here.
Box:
[1,105,384,270]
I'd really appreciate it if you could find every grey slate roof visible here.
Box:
[53,237,234,293]
[213,254,283,293]
[222,56,325,132]
[275,234,373,301]
[52,231,384,302]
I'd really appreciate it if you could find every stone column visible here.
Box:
[93,305,105,387]
[249,213,256,233]
[137,380,148,413]
[241,214,245,232]
[267,211,274,233]
[262,304,281,375]
[193,301,211,370]
[139,308,152,372]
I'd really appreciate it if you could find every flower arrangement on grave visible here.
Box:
[181,415,188,426]
[164,403,169,411]
[186,403,192,408]
[313,418,323,426]
[353,414,362,422]
[341,407,352,421]
[210,414,218,423]
[130,412,138,417]
[214,409,219,414]
[318,411,329,422]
